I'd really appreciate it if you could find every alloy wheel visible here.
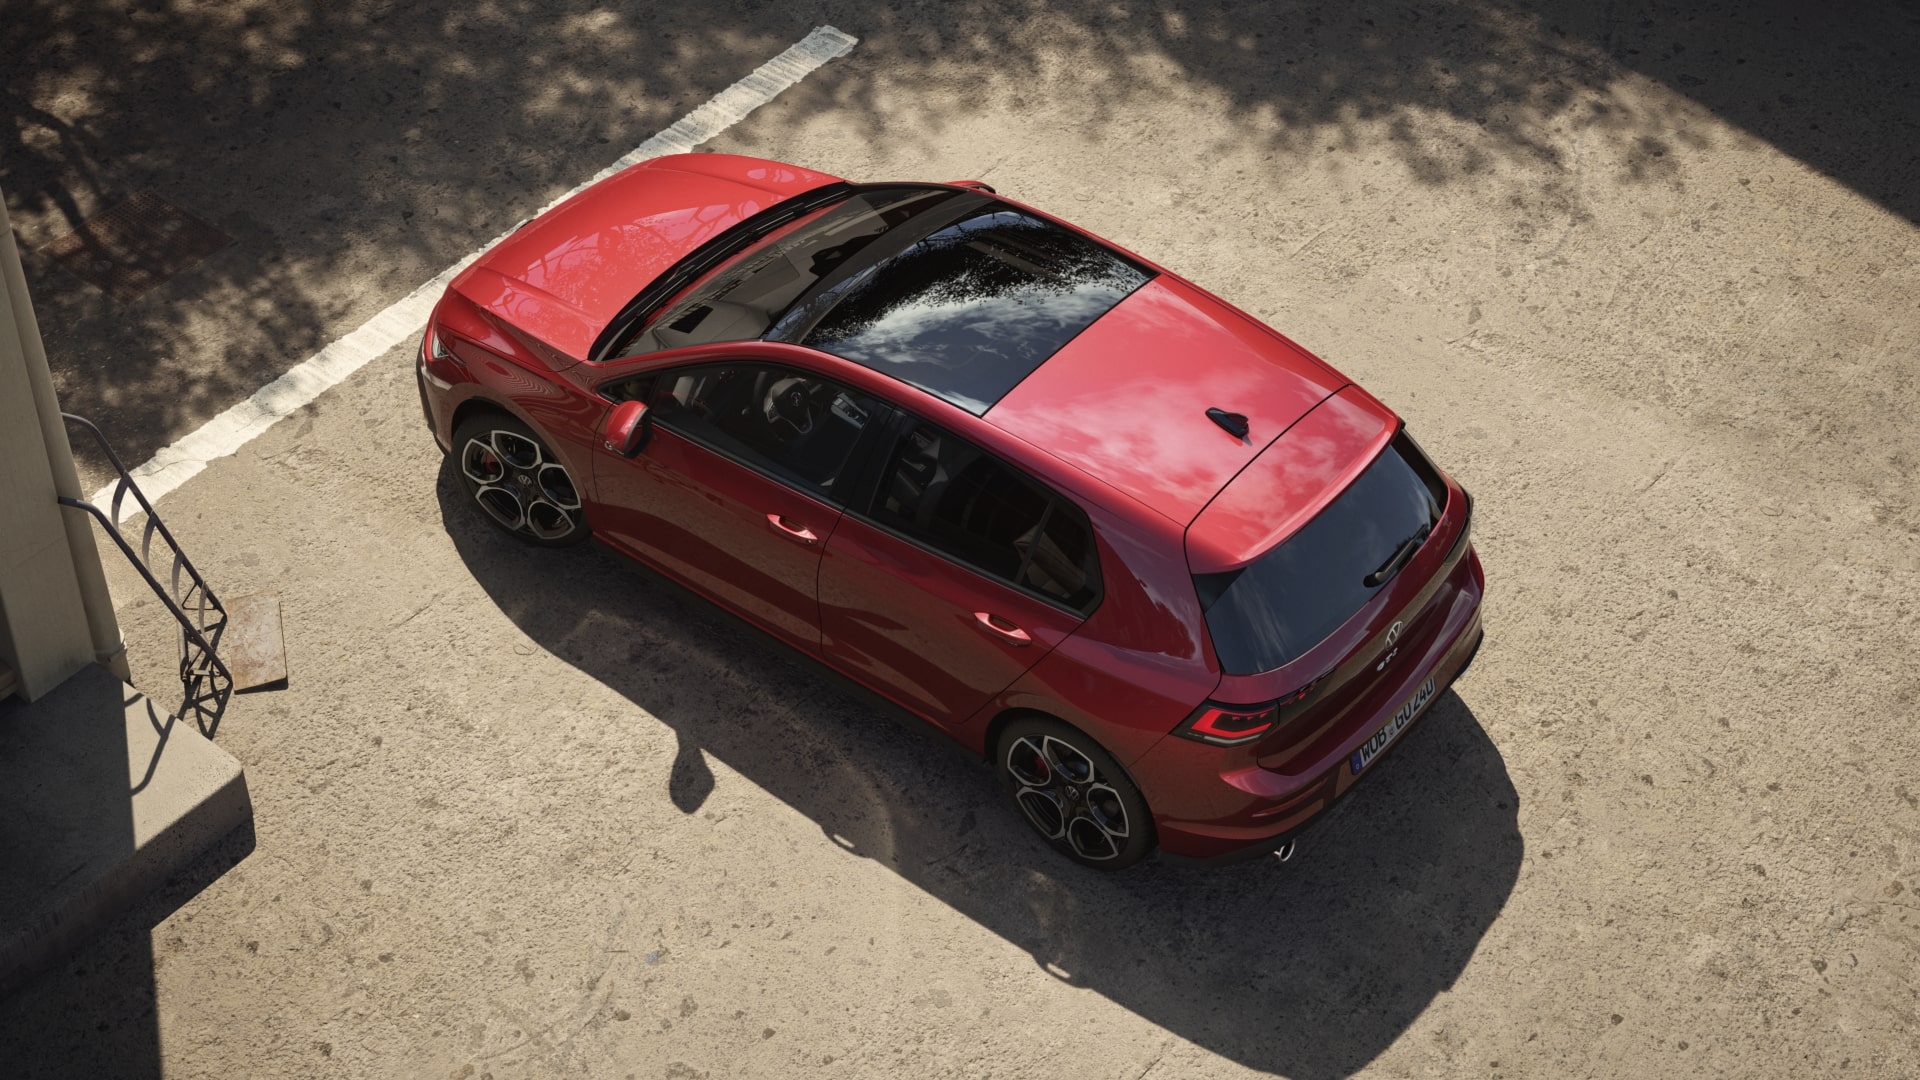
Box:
[460,428,581,541]
[1004,733,1133,863]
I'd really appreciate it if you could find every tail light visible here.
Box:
[1445,484,1473,561]
[1174,672,1333,747]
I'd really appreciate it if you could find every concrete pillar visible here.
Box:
[0,189,127,699]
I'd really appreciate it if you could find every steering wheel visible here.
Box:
[763,376,817,439]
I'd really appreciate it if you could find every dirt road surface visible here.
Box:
[3,1,1916,1077]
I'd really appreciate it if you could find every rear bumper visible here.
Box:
[1159,619,1484,865]
[1144,547,1486,863]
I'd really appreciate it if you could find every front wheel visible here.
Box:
[996,717,1156,870]
[452,412,590,547]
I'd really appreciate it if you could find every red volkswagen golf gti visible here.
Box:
[416,153,1485,869]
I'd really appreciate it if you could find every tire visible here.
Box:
[995,717,1156,870]
[451,411,591,547]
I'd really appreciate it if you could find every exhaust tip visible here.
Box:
[1274,838,1298,863]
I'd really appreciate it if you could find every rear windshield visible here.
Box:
[1196,434,1447,675]
[781,206,1151,415]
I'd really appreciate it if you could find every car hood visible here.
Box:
[984,276,1349,525]
[449,154,842,362]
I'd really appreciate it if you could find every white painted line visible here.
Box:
[92,25,859,518]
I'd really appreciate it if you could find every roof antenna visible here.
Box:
[1206,407,1250,440]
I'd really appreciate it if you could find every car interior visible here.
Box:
[649,364,871,493]
[619,188,950,357]
[613,364,1094,607]
[879,423,1092,606]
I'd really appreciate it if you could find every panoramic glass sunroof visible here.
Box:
[775,205,1152,415]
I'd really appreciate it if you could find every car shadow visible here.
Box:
[437,462,1522,1079]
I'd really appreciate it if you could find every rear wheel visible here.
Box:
[453,412,590,547]
[996,717,1155,870]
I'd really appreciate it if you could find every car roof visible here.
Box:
[983,276,1348,526]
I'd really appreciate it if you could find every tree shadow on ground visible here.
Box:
[436,464,1523,1079]
[5,0,1914,490]
[1,0,820,486]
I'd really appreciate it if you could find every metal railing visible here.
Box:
[57,413,231,736]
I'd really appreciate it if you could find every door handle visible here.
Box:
[973,612,1032,646]
[767,513,819,546]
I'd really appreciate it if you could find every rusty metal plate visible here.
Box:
[38,191,233,301]
[221,593,287,692]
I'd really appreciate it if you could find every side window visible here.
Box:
[601,375,653,403]
[871,421,1099,611]
[612,363,886,500]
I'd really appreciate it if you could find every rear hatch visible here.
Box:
[1186,387,1471,769]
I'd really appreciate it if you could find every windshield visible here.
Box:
[1197,434,1447,675]
[611,186,961,359]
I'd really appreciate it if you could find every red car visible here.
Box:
[416,153,1484,869]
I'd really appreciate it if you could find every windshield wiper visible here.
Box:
[1363,523,1432,588]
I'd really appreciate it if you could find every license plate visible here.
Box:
[1350,677,1435,775]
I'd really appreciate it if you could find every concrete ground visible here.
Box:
[4,1,1917,1077]
[0,664,252,1000]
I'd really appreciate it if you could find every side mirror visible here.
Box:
[602,399,651,458]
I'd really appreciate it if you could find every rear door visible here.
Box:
[591,361,892,652]
[818,416,1100,730]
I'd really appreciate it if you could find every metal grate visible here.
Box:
[38,191,233,301]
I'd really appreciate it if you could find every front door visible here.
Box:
[592,361,891,652]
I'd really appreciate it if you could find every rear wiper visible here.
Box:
[1364,523,1432,588]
